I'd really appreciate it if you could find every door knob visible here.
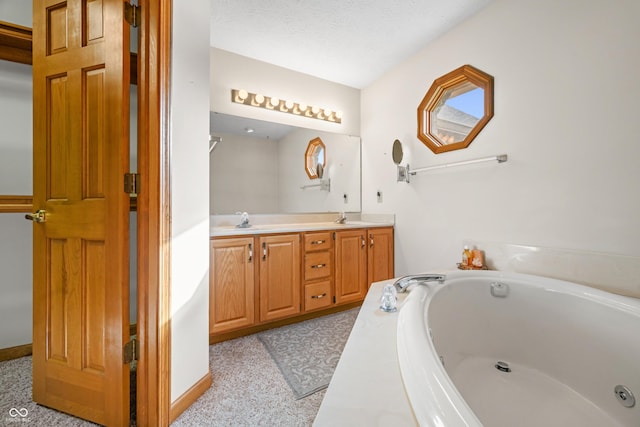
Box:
[25,209,47,223]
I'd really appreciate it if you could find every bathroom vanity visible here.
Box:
[209,222,394,342]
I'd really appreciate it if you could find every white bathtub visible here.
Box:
[397,270,640,427]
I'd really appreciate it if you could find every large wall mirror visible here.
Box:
[417,64,494,154]
[209,112,361,214]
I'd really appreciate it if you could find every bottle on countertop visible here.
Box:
[462,245,472,267]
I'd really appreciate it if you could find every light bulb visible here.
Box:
[269,96,280,108]
[253,94,265,105]
[237,89,248,101]
[284,100,294,110]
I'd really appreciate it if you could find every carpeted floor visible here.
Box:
[0,309,358,426]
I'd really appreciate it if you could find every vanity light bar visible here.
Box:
[231,89,342,124]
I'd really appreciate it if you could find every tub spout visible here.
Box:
[393,274,446,293]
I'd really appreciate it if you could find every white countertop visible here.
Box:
[313,279,418,426]
[210,221,394,237]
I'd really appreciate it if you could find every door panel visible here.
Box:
[32,0,130,425]
[335,229,367,304]
[210,237,256,334]
[367,227,394,286]
[259,234,301,322]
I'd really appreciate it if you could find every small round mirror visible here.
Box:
[392,139,403,165]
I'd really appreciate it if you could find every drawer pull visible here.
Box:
[311,263,326,269]
[311,239,326,245]
[311,293,327,299]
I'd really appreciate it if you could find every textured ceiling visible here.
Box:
[210,0,494,89]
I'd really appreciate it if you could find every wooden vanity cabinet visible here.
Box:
[303,231,333,312]
[209,237,256,334]
[210,226,394,340]
[334,226,395,304]
[367,227,394,286]
[334,229,368,304]
[258,234,301,322]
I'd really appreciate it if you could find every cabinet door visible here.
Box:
[259,234,301,322]
[210,237,256,334]
[335,229,367,304]
[367,227,395,286]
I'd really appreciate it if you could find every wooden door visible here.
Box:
[31,1,131,425]
[259,234,301,322]
[210,237,256,334]
[335,229,367,304]
[367,227,395,286]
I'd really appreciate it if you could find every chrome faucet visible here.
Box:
[335,212,347,224]
[235,211,250,228]
[393,274,446,293]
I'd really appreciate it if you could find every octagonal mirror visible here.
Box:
[417,64,494,154]
[305,137,326,179]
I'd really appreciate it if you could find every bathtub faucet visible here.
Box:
[393,274,446,293]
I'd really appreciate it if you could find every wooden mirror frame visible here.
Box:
[417,64,494,154]
[305,137,326,179]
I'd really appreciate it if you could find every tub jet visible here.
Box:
[614,385,635,408]
[495,361,511,373]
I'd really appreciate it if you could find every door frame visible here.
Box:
[135,0,172,425]
[0,2,173,423]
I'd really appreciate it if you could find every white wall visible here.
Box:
[0,60,31,194]
[0,1,31,27]
[210,132,279,214]
[210,48,361,137]
[0,59,32,349]
[170,0,211,402]
[361,0,640,283]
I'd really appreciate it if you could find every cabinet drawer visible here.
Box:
[304,280,332,311]
[305,251,331,281]
[304,232,332,252]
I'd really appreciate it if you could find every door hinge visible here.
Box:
[333,296,336,303]
[124,172,140,194]
[333,232,336,240]
[124,2,140,28]
[124,338,138,363]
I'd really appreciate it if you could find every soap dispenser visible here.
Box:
[462,246,472,267]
